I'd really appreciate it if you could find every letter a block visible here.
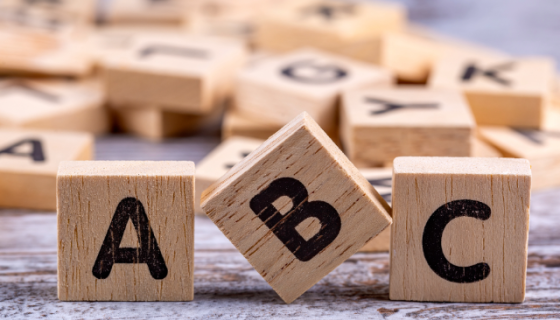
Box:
[390,157,531,303]
[57,161,194,301]
[201,113,392,303]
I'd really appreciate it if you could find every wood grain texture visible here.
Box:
[222,108,282,141]
[57,161,195,301]
[0,129,93,211]
[341,87,475,167]
[201,113,391,303]
[390,157,531,303]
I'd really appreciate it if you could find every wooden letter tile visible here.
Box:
[57,161,195,301]
[341,87,475,167]
[0,129,93,210]
[201,112,391,303]
[222,108,282,141]
[195,137,264,214]
[102,34,247,114]
[0,78,110,135]
[235,48,393,133]
[430,56,556,128]
[390,157,531,303]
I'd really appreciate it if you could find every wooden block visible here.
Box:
[222,108,282,141]
[102,34,247,114]
[201,112,391,303]
[235,48,393,132]
[102,0,186,24]
[57,161,195,301]
[552,75,560,109]
[2,0,97,22]
[0,5,93,76]
[341,87,475,168]
[430,56,556,128]
[472,136,502,158]
[0,78,110,135]
[358,167,392,253]
[195,137,264,214]
[0,129,93,210]
[380,25,508,84]
[390,157,531,303]
[254,0,405,64]
[478,113,560,190]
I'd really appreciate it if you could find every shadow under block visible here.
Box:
[201,113,392,303]
[479,120,560,190]
[102,34,247,114]
[0,78,110,135]
[341,87,475,168]
[358,167,393,253]
[195,137,264,214]
[0,129,93,210]
[254,0,405,64]
[222,108,283,141]
[57,161,195,301]
[235,48,393,132]
[430,56,556,128]
[390,157,531,303]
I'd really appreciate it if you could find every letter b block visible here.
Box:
[201,113,392,303]
[390,157,531,303]
[57,161,194,301]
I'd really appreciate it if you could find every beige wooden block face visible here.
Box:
[430,56,556,128]
[390,157,531,303]
[201,113,391,303]
[57,161,195,301]
[471,136,502,158]
[195,137,264,214]
[102,34,246,113]
[255,0,405,62]
[341,87,475,167]
[222,109,282,141]
[358,167,393,253]
[103,0,186,24]
[236,48,393,130]
[0,129,93,210]
[0,78,109,134]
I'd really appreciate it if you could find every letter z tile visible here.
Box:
[201,112,392,304]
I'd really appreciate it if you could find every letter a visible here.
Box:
[0,139,45,162]
[92,197,168,280]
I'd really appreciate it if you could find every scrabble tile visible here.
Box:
[430,56,556,128]
[0,78,110,135]
[222,108,282,141]
[358,167,392,253]
[0,5,93,76]
[235,48,393,133]
[57,161,195,301]
[102,34,247,114]
[195,137,264,214]
[380,26,508,84]
[201,112,391,303]
[390,157,531,303]
[478,114,560,190]
[101,0,186,24]
[341,87,475,168]
[472,136,502,158]
[254,0,405,64]
[0,129,93,210]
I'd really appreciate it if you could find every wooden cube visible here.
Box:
[195,137,264,214]
[222,108,282,141]
[0,129,93,210]
[341,87,475,168]
[201,112,391,303]
[102,34,247,114]
[254,0,405,64]
[235,48,393,132]
[430,56,556,128]
[57,161,195,301]
[479,112,560,190]
[358,167,393,253]
[0,78,110,135]
[101,0,186,24]
[390,157,531,303]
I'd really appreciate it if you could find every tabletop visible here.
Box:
[2,0,560,319]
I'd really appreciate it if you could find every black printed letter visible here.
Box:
[250,177,341,261]
[0,139,45,162]
[281,59,348,84]
[422,199,491,283]
[461,61,514,86]
[92,197,168,280]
